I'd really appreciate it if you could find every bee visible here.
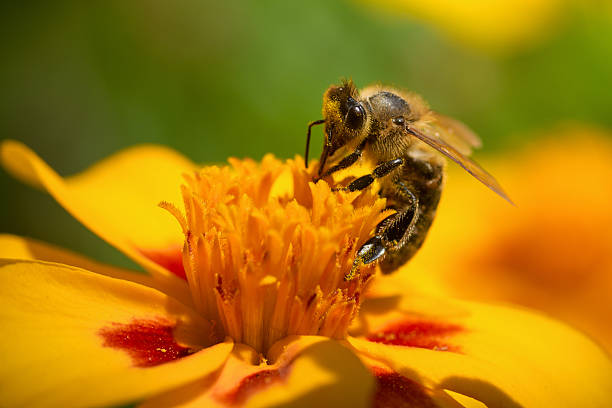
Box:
[305,79,512,279]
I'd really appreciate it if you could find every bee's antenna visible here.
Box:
[305,119,325,168]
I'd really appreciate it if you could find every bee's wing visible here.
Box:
[406,126,513,205]
[424,112,482,156]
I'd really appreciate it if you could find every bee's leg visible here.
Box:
[378,182,419,254]
[380,202,419,251]
[316,139,368,180]
[344,235,387,280]
[339,158,404,192]
[346,182,418,280]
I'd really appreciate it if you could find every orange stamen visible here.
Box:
[163,155,390,353]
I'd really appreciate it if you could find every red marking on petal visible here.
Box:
[223,369,284,406]
[99,318,194,367]
[139,245,186,279]
[366,320,462,352]
[372,367,438,408]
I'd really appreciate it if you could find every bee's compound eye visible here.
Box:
[345,104,366,130]
[392,117,405,126]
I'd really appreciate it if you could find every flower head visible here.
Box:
[162,155,388,352]
[1,140,611,407]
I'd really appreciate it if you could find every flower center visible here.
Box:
[163,155,389,353]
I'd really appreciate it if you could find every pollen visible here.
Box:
[162,155,390,353]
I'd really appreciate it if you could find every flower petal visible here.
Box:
[0,259,232,408]
[407,131,612,352]
[1,140,195,284]
[0,233,191,304]
[365,365,464,408]
[141,336,376,408]
[248,338,375,408]
[351,293,612,407]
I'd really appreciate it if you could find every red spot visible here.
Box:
[99,318,194,367]
[223,369,284,406]
[139,245,186,279]
[366,320,462,352]
[372,367,438,408]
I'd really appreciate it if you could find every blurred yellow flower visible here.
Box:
[403,125,612,352]
[1,140,611,407]
[359,0,570,54]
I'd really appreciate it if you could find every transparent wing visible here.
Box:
[406,126,513,205]
[422,112,482,156]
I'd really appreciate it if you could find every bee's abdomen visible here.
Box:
[379,156,444,274]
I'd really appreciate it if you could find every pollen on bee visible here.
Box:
[162,155,389,353]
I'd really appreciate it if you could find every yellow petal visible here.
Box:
[350,293,612,407]
[0,233,191,304]
[408,130,612,352]
[443,391,487,408]
[0,259,232,408]
[248,337,375,408]
[1,140,195,286]
[141,336,376,408]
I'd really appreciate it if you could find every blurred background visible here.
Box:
[1,1,611,349]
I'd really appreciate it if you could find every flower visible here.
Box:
[357,0,569,54]
[401,125,612,353]
[1,140,611,407]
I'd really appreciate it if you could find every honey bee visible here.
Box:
[305,79,512,279]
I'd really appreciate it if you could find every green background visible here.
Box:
[1,1,611,269]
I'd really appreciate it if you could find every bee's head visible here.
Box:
[322,79,367,154]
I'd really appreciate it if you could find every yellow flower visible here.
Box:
[1,140,611,407]
[403,126,612,353]
[358,0,569,54]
